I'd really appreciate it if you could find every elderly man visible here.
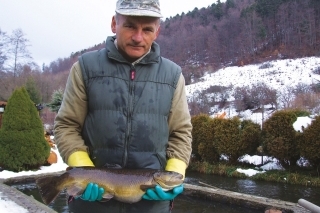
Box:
[54,0,192,212]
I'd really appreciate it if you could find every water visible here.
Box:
[11,171,320,212]
[185,171,320,206]
[12,182,262,213]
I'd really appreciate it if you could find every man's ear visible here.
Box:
[155,26,160,39]
[111,16,116,33]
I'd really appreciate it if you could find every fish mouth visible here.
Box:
[154,171,184,190]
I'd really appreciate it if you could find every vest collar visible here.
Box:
[113,39,150,66]
[106,36,160,64]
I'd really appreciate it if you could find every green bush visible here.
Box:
[262,110,301,169]
[213,117,260,165]
[239,119,261,156]
[299,115,320,168]
[198,118,220,163]
[0,87,50,172]
[191,114,219,162]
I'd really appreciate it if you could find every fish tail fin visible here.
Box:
[36,175,61,205]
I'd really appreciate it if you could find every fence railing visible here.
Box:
[298,199,320,213]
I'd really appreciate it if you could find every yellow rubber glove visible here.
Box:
[165,158,187,179]
[67,151,94,167]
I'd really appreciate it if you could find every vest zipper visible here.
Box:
[123,65,136,167]
[130,67,136,80]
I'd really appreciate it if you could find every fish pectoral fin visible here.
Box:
[100,192,115,202]
[66,184,85,197]
[140,184,157,191]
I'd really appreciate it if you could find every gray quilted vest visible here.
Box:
[79,36,181,170]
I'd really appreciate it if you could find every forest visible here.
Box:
[0,0,320,124]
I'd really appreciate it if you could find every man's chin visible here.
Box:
[127,52,144,60]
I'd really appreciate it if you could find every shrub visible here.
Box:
[259,62,273,69]
[299,115,320,169]
[191,114,219,162]
[212,118,261,165]
[198,118,220,163]
[0,87,50,172]
[239,119,261,156]
[262,110,301,169]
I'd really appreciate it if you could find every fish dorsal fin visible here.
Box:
[100,192,115,202]
[66,183,85,197]
[140,184,157,191]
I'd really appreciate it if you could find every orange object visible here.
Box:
[47,151,57,164]
[217,111,226,118]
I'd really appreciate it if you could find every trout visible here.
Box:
[36,167,184,205]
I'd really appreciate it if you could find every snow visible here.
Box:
[186,57,320,96]
[293,116,313,132]
[0,56,319,211]
[0,147,68,212]
[0,148,68,179]
[0,193,29,213]
[186,56,320,126]
[236,168,265,177]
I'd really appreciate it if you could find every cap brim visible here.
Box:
[116,9,162,18]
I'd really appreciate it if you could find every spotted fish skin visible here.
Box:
[36,167,183,205]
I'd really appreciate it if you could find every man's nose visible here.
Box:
[132,29,143,42]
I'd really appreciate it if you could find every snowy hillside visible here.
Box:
[186,57,320,96]
[185,56,320,126]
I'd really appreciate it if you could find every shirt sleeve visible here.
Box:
[54,61,89,163]
[167,73,193,166]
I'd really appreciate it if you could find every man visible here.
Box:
[54,0,192,212]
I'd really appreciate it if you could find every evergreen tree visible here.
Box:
[226,0,235,9]
[25,76,42,104]
[299,116,320,169]
[46,88,63,113]
[212,0,223,20]
[262,110,300,169]
[213,117,260,165]
[192,114,220,163]
[255,0,283,19]
[0,87,50,172]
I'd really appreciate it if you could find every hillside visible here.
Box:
[186,56,320,125]
[1,0,320,125]
[187,57,320,95]
[43,0,320,77]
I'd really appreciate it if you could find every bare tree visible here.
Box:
[0,29,8,71]
[233,86,253,112]
[278,86,295,109]
[188,90,211,116]
[7,29,32,80]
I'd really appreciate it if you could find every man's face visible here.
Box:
[111,14,160,62]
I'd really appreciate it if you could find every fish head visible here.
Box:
[153,171,184,190]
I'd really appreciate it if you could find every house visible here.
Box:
[0,101,7,128]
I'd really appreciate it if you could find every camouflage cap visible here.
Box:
[116,0,162,18]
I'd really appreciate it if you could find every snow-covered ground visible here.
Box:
[0,147,68,212]
[186,56,320,126]
[186,57,320,96]
[0,56,318,212]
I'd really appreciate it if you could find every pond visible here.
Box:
[12,182,262,213]
[185,171,320,206]
[10,170,320,212]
